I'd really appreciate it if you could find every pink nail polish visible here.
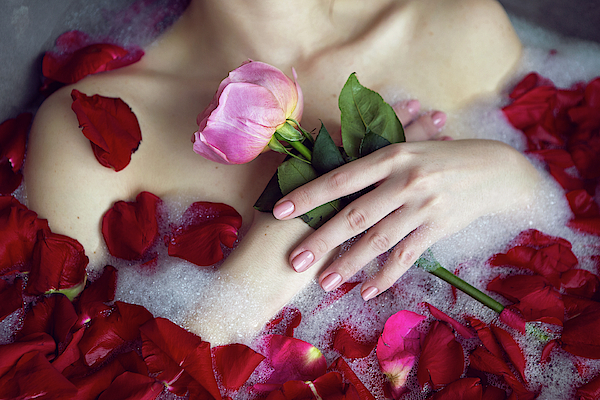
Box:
[406,100,420,115]
[292,250,314,272]
[361,286,379,301]
[432,111,447,129]
[273,200,294,219]
[321,273,343,292]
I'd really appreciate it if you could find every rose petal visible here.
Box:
[427,377,482,400]
[17,294,78,345]
[214,343,265,391]
[41,30,143,93]
[0,159,22,195]
[333,325,376,359]
[329,357,376,400]
[264,306,302,337]
[490,325,527,382]
[168,202,242,267]
[97,371,163,400]
[102,192,161,260]
[0,196,50,275]
[79,302,153,367]
[0,277,23,322]
[417,321,464,390]
[466,317,504,359]
[377,310,425,395]
[513,287,564,326]
[313,371,361,400]
[259,334,327,385]
[0,332,56,378]
[25,230,88,298]
[560,269,600,299]
[0,351,78,398]
[0,113,31,172]
[487,274,552,303]
[577,372,600,400]
[71,89,142,171]
[426,303,474,339]
[75,265,117,326]
[139,317,221,399]
[561,300,600,359]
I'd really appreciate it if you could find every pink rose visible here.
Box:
[192,61,303,164]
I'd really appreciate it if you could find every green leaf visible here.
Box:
[312,123,346,174]
[254,171,283,212]
[339,73,405,158]
[277,158,341,229]
[359,130,392,157]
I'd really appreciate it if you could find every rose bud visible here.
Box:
[192,60,303,164]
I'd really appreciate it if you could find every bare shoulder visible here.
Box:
[407,0,522,109]
[25,80,137,265]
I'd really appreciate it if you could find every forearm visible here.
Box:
[184,211,327,345]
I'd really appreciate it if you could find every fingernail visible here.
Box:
[406,100,420,115]
[361,286,379,301]
[432,111,447,130]
[273,201,294,219]
[292,250,314,272]
[321,273,343,292]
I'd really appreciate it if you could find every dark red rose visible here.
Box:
[102,191,161,260]
[71,89,142,171]
[168,201,242,267]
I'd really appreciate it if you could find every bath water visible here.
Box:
[2,3,600,399]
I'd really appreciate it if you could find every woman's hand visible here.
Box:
[272,123,540,301]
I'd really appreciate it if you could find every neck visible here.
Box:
[160,0,399,74]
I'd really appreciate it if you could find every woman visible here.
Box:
[24,0,539,344]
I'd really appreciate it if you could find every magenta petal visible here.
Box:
[377,310,426,395]
[260,334,327,385]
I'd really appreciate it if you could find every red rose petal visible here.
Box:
[168,202,242,267]
[17,294,78,345]
[513,287,564,326]
[490,325,527,382]
[0,196,49,275]
[329,357,376,400]
[260,334,327,386]
[0,351,78,399]
[427,377,482,400]
[466,317,503,359]
[426,303,474,339]
[264,306,302,337]
[0,159,22,195]
[561,301,600,359]
[0,113,31,172]
[139,317,221,399]
[541,339,559,363]
[79,302,153,367]
[469,347,534,400]
[25,230,88,298]
[560,269,600,299]
[333,325,376,359]
[0,332,55,378]
[417,321,464,390]
[577,373,600,400]
[71,89,142,171]
[499,309,527,334]
[97,371,163,400]
[214,343,265,391]
[313,371,361,400]
[567,189,600,218]
[51,327,85,373]
[0,277,23,321]
[42,30,143,93]
[76,265,117,326]
[487,275,551,303]
[568,129,600,180]
[102,191,161,260]
[265,380,313,400]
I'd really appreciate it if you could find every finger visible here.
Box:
[317,206,423,291]
[360,225,439,300]
[273,148,396,220]
[289,180,406,272]
[392,99,421,125]
[404,111,447,142]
